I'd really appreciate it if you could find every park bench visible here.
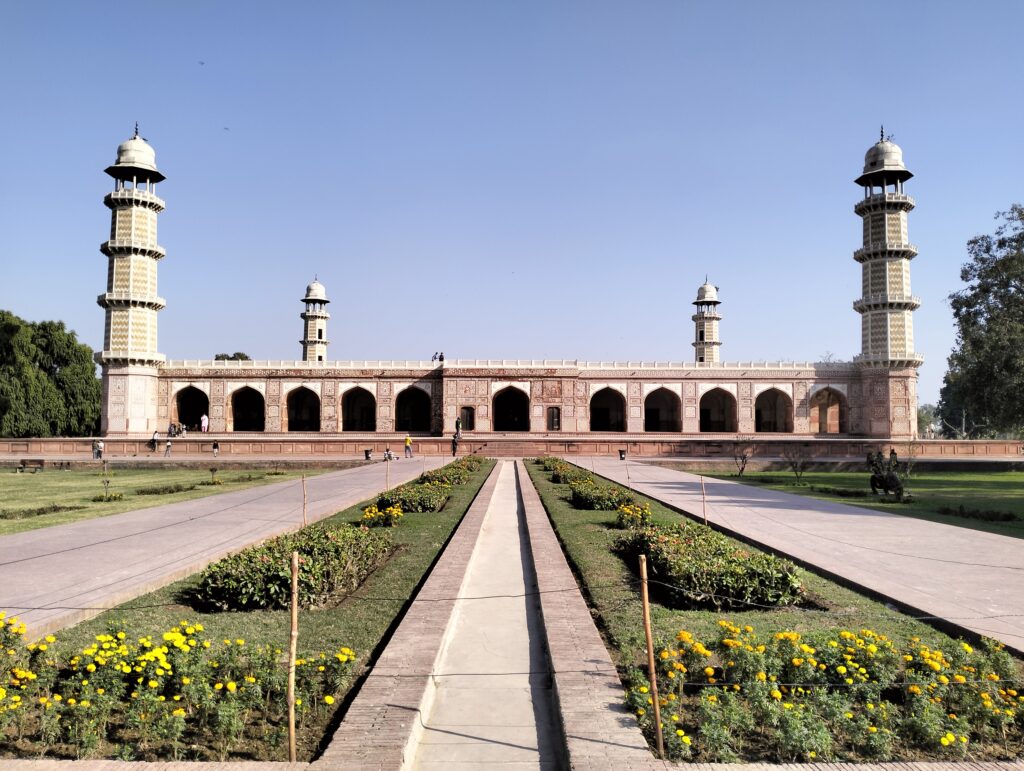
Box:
[17,458,45,473]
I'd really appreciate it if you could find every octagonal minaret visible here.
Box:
[852,130,923,369]
[300,279,330,362]
[692,280,721,364]
[96,126,167,434]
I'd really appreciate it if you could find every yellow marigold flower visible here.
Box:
[770,690,782,700]
[172,707,186,717]
[868,726,877,733]
[44,635,56,643]
[226,681,237,692]
[836,666,847,674]
[214,683,223,690]
[181,677,191,685]
[703,667,714,677]
[324,695,335,704]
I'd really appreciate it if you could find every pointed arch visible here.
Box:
[231,387,265,432]
[174,386,209,432]
[644,388,681,432]
[699,388,737,432]
[286,387,321,432]
[342,387,376,432]
[395,386,432,432]
[493,386,530,432]
[590,388,626,432]
[754,388,793,433]
[810,387,848,434]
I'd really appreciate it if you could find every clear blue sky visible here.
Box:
[2,1,1022,404]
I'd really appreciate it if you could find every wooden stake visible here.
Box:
[287,550,299,762]
[701,475,707,526]
[301,474,308,526]
[386,454,390,492]
[639,555,665,760]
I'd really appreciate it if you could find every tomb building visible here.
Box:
[96,131,921,440]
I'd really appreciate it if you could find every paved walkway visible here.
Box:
[0,457,444,637]
[410,461,560,769]
[584,456,1024,653]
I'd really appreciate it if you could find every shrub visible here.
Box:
[420,465,471,486]
[191,525,393,611]
[810,485,870,498]
[570,479,637,510]
[376,481,450,512]
[90,492,124,502]
[538,456,562,472]
[615,502,653,529]
[615,522,803,610]
[550,462,591,485]
[0,503,88,519]
[361,503,404,527]
[136,483,196,495]
[937,504,1018,522]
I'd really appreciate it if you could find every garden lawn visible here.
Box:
[687,468,1024,540]
[13,458,495,762]
[0,466,354,536]
[524,460,1024,762]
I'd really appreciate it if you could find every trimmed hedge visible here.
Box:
[191,525,393,611]
[551,463,592,485]
[376,481,450,512]
[615,522,803,610]
[569,479,637,510]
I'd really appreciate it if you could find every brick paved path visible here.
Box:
[0,457,444,637]
[585,456,1024,654]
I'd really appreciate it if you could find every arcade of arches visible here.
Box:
[493,387,529,432]
[343,388,376,432]
[396,387,431,432]
[287,387,320,432]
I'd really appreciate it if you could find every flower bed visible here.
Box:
[0,613,355,761]
[418,455,483,486]
[569,478,637,510]
[627,620,1023,761]
[190,525,393,611]
[361,503,403,527]
[376,481,450,512]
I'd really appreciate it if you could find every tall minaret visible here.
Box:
[300,279,330,362]
[852,130,923,369]
[692,281,721,364]
[96,127,167,434]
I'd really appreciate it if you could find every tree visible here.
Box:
[0,310,101,437]
[916,403,936,437]
[937,205,1024,437]
[214,352,251,361]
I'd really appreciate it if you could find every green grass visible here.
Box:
[525,461,966,667]
[36,458,495,761]
[683,468,1024,540]
[0,465,362,535]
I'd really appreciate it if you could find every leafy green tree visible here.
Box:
[937,205,1024,438]
[916,403,936,437]
[0,310,101,437]
[214,352,251,360]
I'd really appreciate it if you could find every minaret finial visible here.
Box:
[134,121,140,139]
[879,124,884,142]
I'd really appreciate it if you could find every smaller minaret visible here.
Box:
[300,278,330,362]
[692,280,721,364]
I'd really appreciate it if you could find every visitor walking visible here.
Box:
[164,438,172,457]
[200,413,209,433]
[404,434,413,458]
[212,440,219,457]
[91,439,99,459]
[150,430,159,452]
[96,439,104,459]
[451,434,459,457]
[455,415,462,439]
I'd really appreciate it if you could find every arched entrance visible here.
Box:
[342,388,376,432]
[699,388,737,432]
[287,387,320,432]
[810,388,848,434]
[459,406,476,432]
[754,389,793,433]
[590,388,626,432]
[395,387,431,432]
[493,387,530,432]
[231,387,265,432]
[175,386,209,432]
[644,388,681,432]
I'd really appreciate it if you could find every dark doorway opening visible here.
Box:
[644,388,681,432]
[590,388,626,432]
[810,388,848,433]
[460,406,476,432]
[754,389,794,432]
[287,387,320,432]
[342,388,376,432]
[493,387,530,432]
[175,387,209,432]
[396,387,431,432]
[699,388,737,432]
[231,387,265,432]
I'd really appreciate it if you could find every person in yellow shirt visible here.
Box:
[404,434,413,458]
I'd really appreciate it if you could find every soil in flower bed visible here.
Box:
[0,458,495,762]
[525,460,1024,763]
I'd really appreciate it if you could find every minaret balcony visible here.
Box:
[853,193,915,215]
[853,294,921,313]
[100,240,166,259]
[853,241,918,263]
[854,352,924,369]
[104,189,166,212]
[96,350,166,366]
[97,292,167,310]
